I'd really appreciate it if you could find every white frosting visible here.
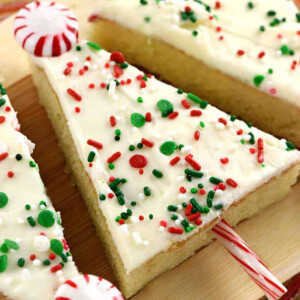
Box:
[33,42,300,274]
[94,0,300,107]
[0,89,78,299]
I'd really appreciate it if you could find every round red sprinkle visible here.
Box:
[140,80,146,89]
[110,51,125,63]
[78,69,84,76]
[7,171,14,178]
[86,56,91,61]
[237,129,243,135]
[109,176,115,182]
[220,157,229,164]
[180,187,186,193]
[105,63,110,69]
[75,107,80,113]
[108,193,114,199]
[249,148,256,154]
[129,154,147,168]
[237,50,245,56]
[100,83,106,88]
[139,169,144,175]
[49,253,56,260]
[67,62,73,68]
[114,65,124,78]
[258,51,265,59]
[199,189,205,195]
[195,218,203,226]
[89,163,93,168]
[126,78,132,84]
[83,66,89,71]
[88,83,95,89]
[30,254,36,261]
[139,215,144,221]
[0,116,6,124]
[5,107,11,112]
[160,220,167,227]
[118,219,125,225]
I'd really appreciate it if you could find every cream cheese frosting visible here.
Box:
[93,0,300,107]
[0,85,78,300]
[33,41,300,274]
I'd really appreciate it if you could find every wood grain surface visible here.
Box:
[1,5,300,300]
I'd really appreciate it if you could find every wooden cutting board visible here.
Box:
[1,6,300,299]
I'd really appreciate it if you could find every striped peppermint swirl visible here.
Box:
[14,1,78,57]
[212,219,287,300]
[55,274,124,300]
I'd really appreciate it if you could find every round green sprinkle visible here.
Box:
[0,192,8,208]
[181,219,189,228]
[0,243,9,253]
[86,41,101,50]
[197,183,204,189]
[200,100,208,109]
[240,139,245,144]
[203,206,210,214]
[192,30,198,36]
[178,144,184,150]
[268,68,273,74]
[199,121,205,128]
[27,216,36,227]
[131,113,145,128]
[131,201,137,206]
[99,194,106,201]
[137,143,143,149]
[50,239,63,255]
[286,141,295,150]
[157,99,174,117]
[15,154,23,161]
[0,254,8,273]
[115,216,121,222]
[121,212,128,220]
[247,2,254,9]
[76,45,81,51]
[253,75,265,87]
[25,204,31,210]
[177,89,183,94]
[137,97,143,103]
[29,161,36,168]
[171,214,178,220]
[261,164,265,168]
[182,202,187,207]
[160,141,177,156]
[37,210,55,228]
[87,151,96,163]
[149,214,153,220]
[191,188,197,194]
[108,163,115,170]
[230,115,236,121]
[127,209,132,216]
[152,169,163,178]
[144,16,151,22]
[140,0,148,4]
[267,10,276,17]
[144,186,151,196]
[259,25,265,32]
[43,259,51,266]
[129,145,135,151]
[18,258,25,267]
[5,239,19,250]
[115,129,121,136]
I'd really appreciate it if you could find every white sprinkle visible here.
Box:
[143,240,150,246]
[178,193,187,200]
[138,193,145,200]
[17,218,24,224]
[132,232,143,245]
[130,216,139,224]
[119,224,129,236]
[159,226,165,232]
[216,189,223,196]
[177,204,183,210]
[34,235,50,252]
[59,277,65,283]
[22,269,31,280]
[243,134,251,142]
[33,259,41,267]
[39,204,46,210]
[151,131,163,139]
[175,219,181,225]
[56,270,63,277]
[181,145,192,153]
[108,80,116,95]
[216,123,225,130]
[31,204,37,210]
[176,175,185,182]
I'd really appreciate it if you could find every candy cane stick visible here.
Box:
[212,219,287,300]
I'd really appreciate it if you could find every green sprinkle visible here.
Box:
[120,63,128,69]
[29,161,36,168]
[121,212,128,220]
[200,100,208,109]
[197,183,204,189]
[199,121,205,128]
[160,141,177,156]
[190,198,204,213]
[137,142,143,149]
[0,243,9,253]
[144,16,151,22]
[50,239,63,255]
[140,0,148,4]
[247,2,254,9]
[0,99,5,107]
[214,204,223,210]
[261,163,265,168]
[4,239,19,250]
[87,151,96,163]
[157,99,174,117]
[267,10,276,17]
[177,89,184,94]
[209,177,223,184]
[184,169,204,178]
[240,139,245,144]
[207,198,213,208]
[230,115,236,121]
[259,25,266,32]
[127,208,132,216]
[247,122,252,128]
[143,186,151,196]
[152,169,163,178]
[43,259,51,266]
[137,96,143,103]
[253,75,265,87]
[99,194,106,201]
[192,30,198,36]
[129,145,135,151]
[268,68,273,74]
[76,45,82,51]
[171,214,178,220]
[37,210,55,228]
[0,255,8,272]
[86,41,102,51]
[207,190,215,200]
[181,219,189,228]
[115,216,121,222]
[108,163,114,170]
[131,201,137,206]
[149,214,153,220]
[0,192,8,208]
[187,93,202,104]
[117,196,125,206]
[191,188,197,194]
[248,132,255,144]
[18,258,25,267]
[115,129,121,136]
[203,206,210,214]
[167,205,178,212]
[296,13,300,23]
[131,113,145,128]
[27,216,36,227]
[286,141,295,150]
[178,144,184,150]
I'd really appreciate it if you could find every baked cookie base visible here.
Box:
[90,18,300,149]
[31,64,300,299]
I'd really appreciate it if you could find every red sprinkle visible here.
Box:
[110,116,116,127]
[237,129,243,135]
[63,67,72,76]
[188,212,201,222]
[160,220,167,227]
[168,227,183,234]
[140,80,146,89]
[141,138,154,148]
[100,82,106,88]
[87,139,103,149]
[0,152,8,161]
[194,130,200,141]
[218,183,226,191]
[215,1,221,9]
[67,88,81,101]
[114,64,124,78]
[110,51,125,63]
[170,156,180,166]
[199,189,205,195]
[226,178,238,188]
[29,254,36,261]
[49,253,56,260]
[169,111,179,119]
[88,83,95,89]
[185,203,192,216]
[179,187,186,193]
[218,117,227,125]
[139,169,144,175]
[181,99,190,109]
[145,112,152,122]
[258,51,265,59]
[249,148,256,154]
[0,116,6,124]
[118,219,125,225]
[75,107,80,113]
[107,151,121,163]
[51,264,63,273]
[257,138,264,163]
[237,50,245,56]
[108,193,114,199]
[220,157,229,164]
[190,109,202,117]
[129,154,147,168]
[7,171,14,178]
[185,155,201,171]
[195,218,203,226]
[139,215,144,221]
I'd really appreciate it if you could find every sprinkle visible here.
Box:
[86,41,101,51]
[107,152,121,163]
[67,88,81,101]
[253,75,265,87]
[87,151,96,162]
[157,99,174,117]
[131,113,146,128]
[168,111,179,119]
[144,187,151,196]
[141,138,154,148]
[194,131,200,140]
[37,210,55,228]
[160,141,177,156]
[0,255,8,273]
[0,192,8,208]
[226,178,238,188]
[170,156,180,166]
[209,177,223,184]
[152,169,163,178]
[190,109,202,117]
[168,227,183,234]
[185,155,201,171]
[129,154,147,168]
[257,138,264,163]
[184,169,204,178]
[181,100,190,109]
[27,216,36,227]
[110,51,125,63]
[87,139,103,149]
[50,239,63,255]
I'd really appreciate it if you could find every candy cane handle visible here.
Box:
[212,219,287,300]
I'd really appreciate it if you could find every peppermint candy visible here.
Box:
[55,274,124,300]
[14,1,78,57]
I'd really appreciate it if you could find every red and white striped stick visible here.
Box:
[212,219,287,300]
